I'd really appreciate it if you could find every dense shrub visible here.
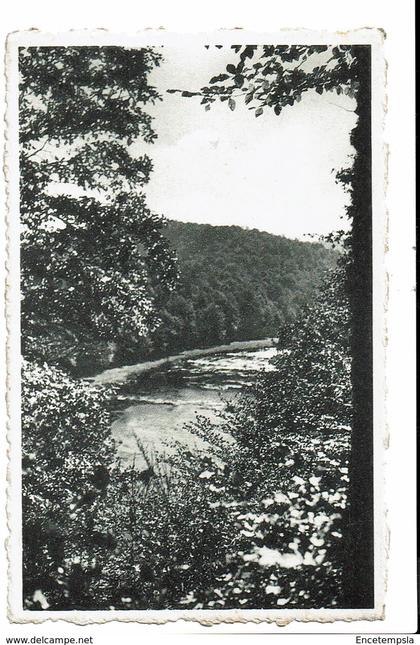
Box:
[175,435,349,609]
[258,267,350,426]
[22,360,115,609]
[89,451,237,609]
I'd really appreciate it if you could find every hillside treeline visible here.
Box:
[117,221,337,363]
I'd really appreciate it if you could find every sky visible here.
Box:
[132,46,357,241]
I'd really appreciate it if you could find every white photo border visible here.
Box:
[5,27,387,625]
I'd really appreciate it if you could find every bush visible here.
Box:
[174,432,349,609]
[22,360,115,609]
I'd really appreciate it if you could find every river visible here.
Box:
[109,345,277,468]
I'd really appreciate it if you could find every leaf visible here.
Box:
[226,64,237,74]
[205,103,211,112]
[274,104,282,116]
[315,86,323,95]
[209,73,229,84]
[243,45,256,60]
[228,98,236,111]
[255,107,263,118]
[245,93,254,105]
[234,75,244,88]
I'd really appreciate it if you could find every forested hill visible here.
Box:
[145,220,337,357]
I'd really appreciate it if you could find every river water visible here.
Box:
[111,346,277,467]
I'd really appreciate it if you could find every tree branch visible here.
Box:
[327,102,356,113]
[23,137,50,160]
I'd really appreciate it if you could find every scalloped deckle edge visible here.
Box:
[5,27,388,626]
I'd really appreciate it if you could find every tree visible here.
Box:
[172,44,373,607]
[19,47,180,607]
[197,302,226,345]
[254,266,351,439]
[20,47,178,371]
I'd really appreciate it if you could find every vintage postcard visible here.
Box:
[5,28,387,624]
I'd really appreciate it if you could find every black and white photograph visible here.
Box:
[6,29,390,624]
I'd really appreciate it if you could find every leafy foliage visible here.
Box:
[23,264,351,611]
[22,360,115,609]
[19,46,181,609]
[172,45,359,119]
[89,452,237,609]
[253,265,351,441]
[169,265,351,609]
[21,44,360,610]
[20,47,177,372]
[140,221,336,359]
[173,445,349,610]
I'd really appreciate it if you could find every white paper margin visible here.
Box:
[5,27,387,625]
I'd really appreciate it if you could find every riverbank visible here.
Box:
[92,337,278,385]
